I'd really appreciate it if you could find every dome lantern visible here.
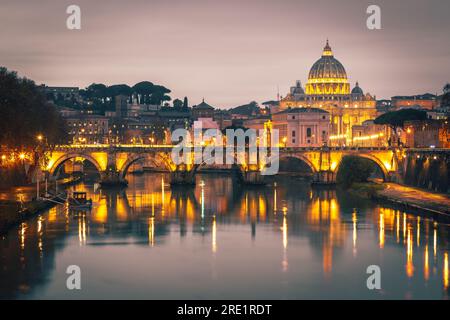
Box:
[322,39,333,57]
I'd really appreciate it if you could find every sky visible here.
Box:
[1,0,449,108]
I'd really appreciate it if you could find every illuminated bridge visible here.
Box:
[43,144,407,186]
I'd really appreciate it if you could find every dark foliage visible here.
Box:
[0,67,68,149]
[336,156,375,188]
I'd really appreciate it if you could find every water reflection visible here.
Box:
[1,173,450,299]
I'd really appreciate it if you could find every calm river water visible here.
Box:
[1,173,449,299]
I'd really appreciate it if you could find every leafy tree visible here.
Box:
[374,108,427,146]
[441,92,450,108]
[0,67,68,149]
[106,84,131,98]
[336,156,375,188]
[150,85,171,105]
[374,108,427,130]
[173,98,183,108]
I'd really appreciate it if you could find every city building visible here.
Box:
[391,93,438,110]
[351,120,389,148]
[403,119,450,148]
[115,95,129,118]
[66,115,109,144]
[39,85,80,101]
[212,110,232,130]
[272,107,330,147]
[262,100,280,115]
[157,106,191,130]
[279,40,377,143]
[192,99,215,120]
[243,116,271,131]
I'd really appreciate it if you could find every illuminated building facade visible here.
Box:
[351,120,389,148]
[279,40,377,145]
[66,115,109,144]
[272,107,330,147]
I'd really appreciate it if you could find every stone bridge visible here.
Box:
[43,144,403,186]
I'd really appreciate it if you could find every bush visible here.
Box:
[336,156,375,188]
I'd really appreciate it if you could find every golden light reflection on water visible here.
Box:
[379,211,385,249]
[78,214,87,245]
[212,216,217,253]
[406,228,414,278]
[71,175,450,289]
[149,217,155,247]
[6,174,450,297]
[444,253,449,290]
[424,245,429,281]
[352,210,357,256]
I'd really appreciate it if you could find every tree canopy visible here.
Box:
[336,156,375,188]
[374,108,427,129]
[77,81,171,111]
[0,67,68,150]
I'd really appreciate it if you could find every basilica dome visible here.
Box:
[305,40,350,96]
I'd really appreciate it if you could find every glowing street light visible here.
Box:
[37,134,43,142]
[19,153,26,160]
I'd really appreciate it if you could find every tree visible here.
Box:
[374,108,427,130]
[173,98,183,108]
[336,156,375,188]
[0,67,68,149]
[183,96,189,108]
[374,108,427,146]
[150,85,171,105]
[132,81,154,104]
[441,92,450,108]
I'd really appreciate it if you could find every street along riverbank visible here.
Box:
[349,182,450,218]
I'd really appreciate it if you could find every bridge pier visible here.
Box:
[169,170,196,185]
[312,170,336,186]
[100,170,128,187]
[238,170,265,185]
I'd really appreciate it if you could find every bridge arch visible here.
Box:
[334,154,390,181]
[118,152,175,179]
[48,153,103,176]
[270,154,318,174]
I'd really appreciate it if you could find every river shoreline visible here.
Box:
[349,182,450,218]
[0,176,80,234]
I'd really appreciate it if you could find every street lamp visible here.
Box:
[37,134,43,142]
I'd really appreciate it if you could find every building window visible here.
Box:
[306,128,312,137]
[292,130,296,137]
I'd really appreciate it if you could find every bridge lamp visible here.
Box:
[19,153,26,160]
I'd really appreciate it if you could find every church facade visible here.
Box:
[279,41,378,145]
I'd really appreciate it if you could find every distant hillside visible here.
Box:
[228,101,260,116]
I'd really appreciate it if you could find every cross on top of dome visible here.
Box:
[322,39,333,57]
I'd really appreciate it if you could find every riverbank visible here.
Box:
[349,182,450,217]
[0,196,63,234]
[0,176,80,234]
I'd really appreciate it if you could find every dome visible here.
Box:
[351,82,364,95]
[305,40,350,96]
[290,80,305,95]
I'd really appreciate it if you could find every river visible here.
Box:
[0,173,449,299]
